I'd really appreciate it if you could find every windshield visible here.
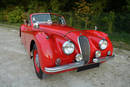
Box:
[31,14,66,24]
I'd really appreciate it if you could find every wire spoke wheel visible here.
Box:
[33,49,40,73]
[32,44,48,79]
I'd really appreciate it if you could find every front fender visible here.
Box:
[35,32,79,71]
[34,32,58,70]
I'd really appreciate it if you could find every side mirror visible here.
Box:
[24,20,28,25]
[33,23,39,29]
[24,19,31,27]
[95,26,98,30]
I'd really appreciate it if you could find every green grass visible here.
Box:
[109,32,130,44]
[0,22,21,29]
[109,32,130,50]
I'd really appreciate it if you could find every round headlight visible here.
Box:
[107,51,111,56]
[62,41,75,55]
[75,54,83,62]
[99,39,108,50]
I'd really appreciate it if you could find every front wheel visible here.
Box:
[32,44,47,79]
[19,28,21,37]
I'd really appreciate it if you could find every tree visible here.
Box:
[127,0,130,12]
[74,0,92,28]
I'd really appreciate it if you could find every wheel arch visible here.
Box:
[30,40,35,59]
[19,27,21,37]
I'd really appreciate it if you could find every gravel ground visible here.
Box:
[0,26,130,87]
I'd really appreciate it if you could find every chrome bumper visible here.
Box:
[93,55,115,63]
[45,61,85,73]
[45,55,114,73]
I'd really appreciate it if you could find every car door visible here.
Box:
[21,21,27,46]
[23,17,33,49]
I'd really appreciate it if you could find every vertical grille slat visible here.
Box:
[78,36,90,63]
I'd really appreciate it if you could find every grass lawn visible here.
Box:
[0,22,20,29]
[109,33,130,51]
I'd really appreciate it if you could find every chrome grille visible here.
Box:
[78,36,90,63]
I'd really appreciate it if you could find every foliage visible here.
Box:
[102,11,115,33]
[115,13,130,33]
[74,0,92,28]
[127,0,130,12]
[50,0,60,12]
[109,32,130,44]
[7,7,25,23]
[27,0,48,14]
[0,0,129,34]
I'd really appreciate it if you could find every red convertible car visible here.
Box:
[20,13,114,79]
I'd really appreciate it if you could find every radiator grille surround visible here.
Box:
[78,36,90,63]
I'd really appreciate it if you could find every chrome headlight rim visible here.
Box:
[95,50,101,58]
[99,39,108,50]
[75,54,83,62]
[62,41,75,55]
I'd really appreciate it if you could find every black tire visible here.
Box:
[32,44,47,79]
[19,28,21,37]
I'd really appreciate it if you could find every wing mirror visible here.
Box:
[24,19,28,25]
[33,23,39,29]
[24,19,31,26]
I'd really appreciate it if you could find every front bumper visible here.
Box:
[44,55,115,73]
[93,55,115,63]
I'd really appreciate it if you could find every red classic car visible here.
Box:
[20,13,114,79]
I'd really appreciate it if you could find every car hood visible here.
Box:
[39,24,76,35]
[39,24,109,51]
[39,24,108,41]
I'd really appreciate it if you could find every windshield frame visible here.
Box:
[30,13,66,25]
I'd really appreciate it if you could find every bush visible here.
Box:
[0,8,8,22]
[0,11,4,22]
[114,13,130,33]
[7,7,25,23]
[109,32,130,44]
[61,12,86,29]
[27,1,48,15]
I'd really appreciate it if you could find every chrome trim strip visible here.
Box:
[93,55,115,63]
[77,36,82,55]
[45,61,85,73]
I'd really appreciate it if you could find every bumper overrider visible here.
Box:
[44,55,115,73]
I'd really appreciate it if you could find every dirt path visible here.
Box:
[0,26,130,87]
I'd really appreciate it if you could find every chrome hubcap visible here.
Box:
[35,54,40,67]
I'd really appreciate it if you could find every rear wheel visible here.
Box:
[32,44,47,79]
